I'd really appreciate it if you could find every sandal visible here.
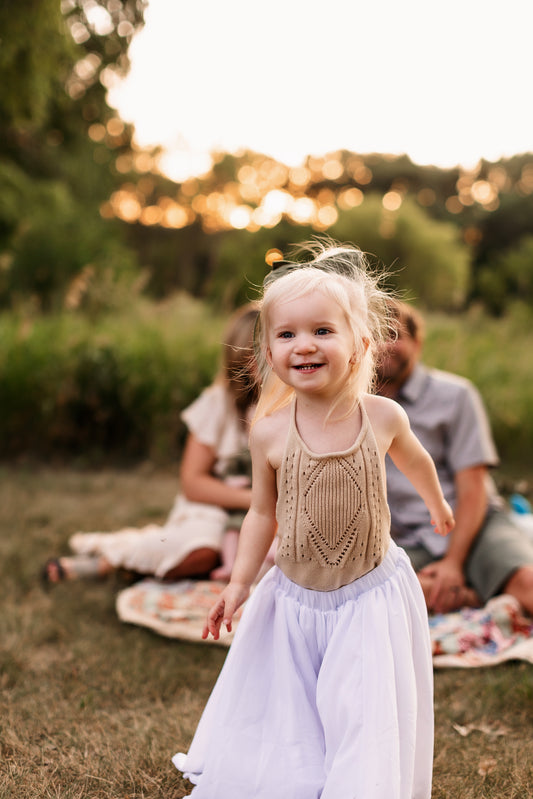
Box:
[40,555,102,587]
[41,557,67,587]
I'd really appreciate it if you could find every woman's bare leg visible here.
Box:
[210,530,239,581]
[163,547,220,581]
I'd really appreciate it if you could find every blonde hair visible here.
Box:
[255,242,391,421]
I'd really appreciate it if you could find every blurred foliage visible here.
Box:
[423,303,533,468]
[0,0,147,313]
[205,220,314,310]
[0,0,76,128]
[0,1,532,318]
[330,196,470,310]
[0,0,145,129]
[477,236,533,316]
[202,196,470,311]
[0,295,223,462]
[6,210,143,313]
[1,298,533,467]
[0,0,532,329]
[108,149,533,316]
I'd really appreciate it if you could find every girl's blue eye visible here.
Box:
[316,328,330,336]
[279,331,294,339]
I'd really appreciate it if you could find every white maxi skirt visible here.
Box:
[173,541,434,799]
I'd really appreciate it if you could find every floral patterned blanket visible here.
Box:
[116,579,243,645]
[430,594,533,668]
[116,579,533,667]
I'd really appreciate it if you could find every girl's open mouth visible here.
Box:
[294,363,323,371]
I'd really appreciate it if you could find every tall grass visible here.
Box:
[0,295,225,463]
[423,303,533,471]
[1,297,533,471]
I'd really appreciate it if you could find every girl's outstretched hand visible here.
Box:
[202,582,251,641]
[430,500,455,537]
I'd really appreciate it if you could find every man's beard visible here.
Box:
[375,353,410,389]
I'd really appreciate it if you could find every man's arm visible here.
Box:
[420,464,488,612]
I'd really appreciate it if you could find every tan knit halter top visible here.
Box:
[275,397,391,591]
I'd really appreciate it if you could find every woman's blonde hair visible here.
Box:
[254,241,391,421]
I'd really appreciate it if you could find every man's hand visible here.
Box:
[418,557,467,613]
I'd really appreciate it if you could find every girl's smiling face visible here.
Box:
[266,290,357,399]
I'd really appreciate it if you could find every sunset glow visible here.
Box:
[97,138,533,234]
[95,0,533,234]
[107,0,533,190]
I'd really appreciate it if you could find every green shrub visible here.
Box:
[6,212,142,314]
[0,294,224,462]
[330,196,471,310]
[1,298,531,469]
[423,303,533,469]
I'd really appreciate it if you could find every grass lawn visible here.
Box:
[1,465,532,798]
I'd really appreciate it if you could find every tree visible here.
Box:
[478,235,533,315]
[205,220,314,309]
[330,196,470,310]
[0,0,146,131]
[0,0,77,125]
[0,0,147,311]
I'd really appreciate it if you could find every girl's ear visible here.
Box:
[350,337,369,364]
[266,346,273,367]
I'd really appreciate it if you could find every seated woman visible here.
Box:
[42,303,275,585]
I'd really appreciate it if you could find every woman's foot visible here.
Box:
[41,555,106,585]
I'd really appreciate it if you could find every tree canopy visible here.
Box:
[0,1,532,316]
[0,0,147,311]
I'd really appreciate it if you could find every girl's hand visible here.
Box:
[202,582,251,640]
[430,500,455,536]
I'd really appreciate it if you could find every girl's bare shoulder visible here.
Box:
[250,404,291,469]
[363,393,408,433]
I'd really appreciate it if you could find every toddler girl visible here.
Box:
[173,242,454,798]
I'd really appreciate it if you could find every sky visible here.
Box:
[108,0,533,182]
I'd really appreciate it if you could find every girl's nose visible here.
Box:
[294,333,317,353]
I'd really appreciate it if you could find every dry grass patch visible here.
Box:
[1,465,532,797]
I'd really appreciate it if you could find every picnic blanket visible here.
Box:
[116,578,244,645]
[116,578,533,667]
[430,594,533,667]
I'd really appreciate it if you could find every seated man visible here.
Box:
[377,299,533,615]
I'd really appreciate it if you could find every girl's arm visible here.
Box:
[180,434,251,510]
[203,423,278,640]
[387,404,455,537]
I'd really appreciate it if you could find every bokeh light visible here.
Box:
[382,191,403,211]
